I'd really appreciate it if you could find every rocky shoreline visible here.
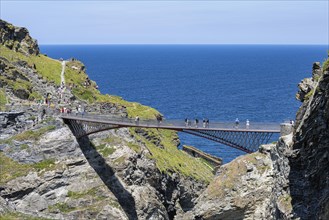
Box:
[1,19,329,219]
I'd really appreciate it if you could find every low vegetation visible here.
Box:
[322,54,329,72]
[32,159,56,171]
[94,143,116,157]
[0,212,52,220]
[207,152,269,197]
[0,45,62,85]
[0,152,32,185]
[11,125,56,141]
[130,128,214,183]
[0,89,6,110]
[67,187,106,201]
[48,202,75,213]
[0,153,57,185]
[1,37,212,185]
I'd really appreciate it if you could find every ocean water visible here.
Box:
[40,44,328,163]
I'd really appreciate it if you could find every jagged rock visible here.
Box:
[180,150,275,219]
[289,60,329,219]
[296,78,314,102]
[0,19,39,55]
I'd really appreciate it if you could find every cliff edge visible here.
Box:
[0,20,214,220]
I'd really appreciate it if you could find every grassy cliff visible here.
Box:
[0,32,213,183]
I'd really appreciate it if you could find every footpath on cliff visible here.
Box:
[0,19,216,220]
[1,18,329,220]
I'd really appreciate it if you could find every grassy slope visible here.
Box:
[0,44,213,182]
[131,128,213,182]
[0,89,6,110]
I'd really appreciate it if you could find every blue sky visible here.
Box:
[1,1,328,45]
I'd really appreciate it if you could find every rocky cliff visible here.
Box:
[0,20,39,56]
[0,20,214,219]
[289,60,329,219]
[179,59,329,219]
[1,19,328,220]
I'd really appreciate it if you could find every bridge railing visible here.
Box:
[61,112,281,132]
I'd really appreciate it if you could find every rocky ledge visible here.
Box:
[0,20,213,220]
[1,19,328,220]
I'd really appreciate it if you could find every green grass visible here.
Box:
[0,45,62,85]
[127,142,141,153]
[0,212,53,220]
[207,152,269,198]
[48,202,75,213]
[20,144,29,150]
[130,128,214,183]
[0,152,32,185]
[0,152,59,185]
[0,89,7,110]
[33,159,56,171]
[304,89,314,101]
[114,155,126,164]
[67,187,106,201]
[94,143,116,157]
[322,54,329,72]
[12,125,56,141]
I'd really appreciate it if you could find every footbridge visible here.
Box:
[61,113,284,153]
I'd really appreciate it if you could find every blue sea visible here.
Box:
[40,45,328,163]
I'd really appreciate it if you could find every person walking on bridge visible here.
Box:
[185,118,188,127]
[195,118,199,128]
[246,119,250,129]
[235,118,240,128]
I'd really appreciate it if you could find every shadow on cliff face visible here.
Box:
[64,121,137,220]
[78,136,138,220]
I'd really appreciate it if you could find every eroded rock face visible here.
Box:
[0,19,39,55]
[180,60,329,219]
[180,149,275,220]
[289,63,329,219]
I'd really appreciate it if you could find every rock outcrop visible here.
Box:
[1,18,328,220]
[0,20,212,220]
[289,60,329,219]
[0,19,39,55]
[180,58,329,219]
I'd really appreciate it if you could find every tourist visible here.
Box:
[206,118,209,127]
[203,118,206,128]
[246,119,250,129]
[185,118,188,127]
[135,115,139,124]
[195,118,199,128]
[235,118,239,128]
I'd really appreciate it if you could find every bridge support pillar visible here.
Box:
[280,123,293,136]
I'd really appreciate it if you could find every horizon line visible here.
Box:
[39,43,329,46]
